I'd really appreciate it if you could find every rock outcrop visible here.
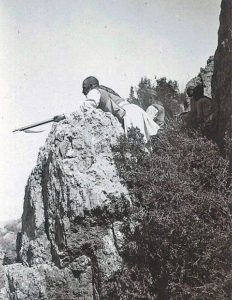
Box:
[211,0,232,146]
[186,55,214,99]
[0,108,131,299]
[0,219,21,266]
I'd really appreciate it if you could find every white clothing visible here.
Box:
[122,103,160,142]
[84,88,160,142]
[85,89,101,107]
[146,105,159,120]
[79,89,101,111]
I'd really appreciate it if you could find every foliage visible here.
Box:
[155,77,179,102]
[130,76,185,118]
[106,123,232,299]
[128,86,140,106]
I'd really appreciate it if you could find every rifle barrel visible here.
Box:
[13,118,54,132]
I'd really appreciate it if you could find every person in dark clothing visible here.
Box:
[193,85,214,124]
[182,85,215,128]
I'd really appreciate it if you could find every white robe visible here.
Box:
[84,89,160,142]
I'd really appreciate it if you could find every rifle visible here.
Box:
[12,115,65,133]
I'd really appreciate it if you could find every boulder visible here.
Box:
[0,108,131,299]
[186,55,214,99]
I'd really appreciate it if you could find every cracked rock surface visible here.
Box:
[212,0,232,145]
[0,109,131,299]
[186,55,214,99]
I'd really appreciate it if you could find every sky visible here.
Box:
[0,0,221,223]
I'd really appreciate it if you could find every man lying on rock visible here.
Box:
[54,76,160,142]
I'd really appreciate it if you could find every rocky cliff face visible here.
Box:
[0,109,131,299]
[186,55,214,99]
[211,0,232,146]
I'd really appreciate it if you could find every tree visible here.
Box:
[130,76,184,117]
[128,86,136,104]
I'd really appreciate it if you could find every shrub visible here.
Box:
[106,123,232,299]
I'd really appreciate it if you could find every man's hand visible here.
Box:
[53,114,66,122]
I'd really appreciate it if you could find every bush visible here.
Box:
[106,123,232,299]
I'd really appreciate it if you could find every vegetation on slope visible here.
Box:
[107,123,232,299]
